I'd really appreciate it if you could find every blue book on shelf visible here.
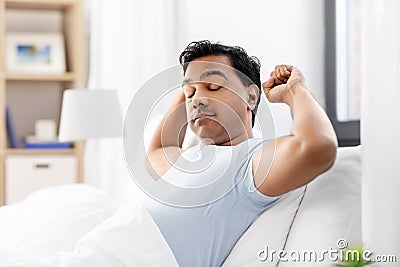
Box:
[5,106,19,148]
[24,142,72,149]
[24,135,72,149]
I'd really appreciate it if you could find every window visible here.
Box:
[325,0,361,146]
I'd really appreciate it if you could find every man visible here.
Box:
[144,40,337,267]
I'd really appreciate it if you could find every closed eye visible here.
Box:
[208,84,222,91]
[183,83,222,98]
[183,86,195,98]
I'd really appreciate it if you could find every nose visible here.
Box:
[191,88,209,108]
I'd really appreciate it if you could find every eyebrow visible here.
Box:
[200,70,228,81]
[182,70,228,86]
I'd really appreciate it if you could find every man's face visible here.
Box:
[182,55,253,145]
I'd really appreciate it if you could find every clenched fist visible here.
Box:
[262,65,306,104]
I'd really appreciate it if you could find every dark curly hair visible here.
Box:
[179,40,261,127]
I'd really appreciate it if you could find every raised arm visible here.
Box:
[146,91,187,178]
[253,65,337,196]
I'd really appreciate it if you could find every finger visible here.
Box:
[271,72,282,85]
[275,65,291,80]
[262,77,275,90]
[286,65,293,72]
[280,65,291,78]
[278,66,288,81]
[275,65,288,82]
[271,70,279,83]
[275,65,283,80]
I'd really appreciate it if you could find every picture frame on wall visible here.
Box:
[5,33,66,73]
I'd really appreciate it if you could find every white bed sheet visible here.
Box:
[0,184,178,267]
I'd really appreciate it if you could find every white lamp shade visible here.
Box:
[59,89,122,141]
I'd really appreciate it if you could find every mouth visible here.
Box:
[191,113,216,122]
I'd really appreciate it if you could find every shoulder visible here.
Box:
[251,139,275,190]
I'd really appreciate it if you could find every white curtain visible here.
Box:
[85,0,178,201]
[361,0,400,262]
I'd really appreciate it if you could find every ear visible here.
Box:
[247,84,259,111]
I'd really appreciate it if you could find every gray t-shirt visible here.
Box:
[143,138,280,267]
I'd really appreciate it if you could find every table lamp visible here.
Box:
[59,89,122,141]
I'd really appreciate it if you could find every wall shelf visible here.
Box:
[0,0,85,205]
[5,148,75,155]
[5,0,76,10]
[5,72,76,82]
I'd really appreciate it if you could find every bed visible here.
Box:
[0,146,361,266]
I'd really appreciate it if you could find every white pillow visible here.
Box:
[0,184,117,258]
[279,146,362,266]
[223,186,306,267]
[223,146,362,266]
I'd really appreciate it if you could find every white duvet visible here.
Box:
[0,185,178,267]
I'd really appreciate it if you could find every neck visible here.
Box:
[219,127,254,146]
